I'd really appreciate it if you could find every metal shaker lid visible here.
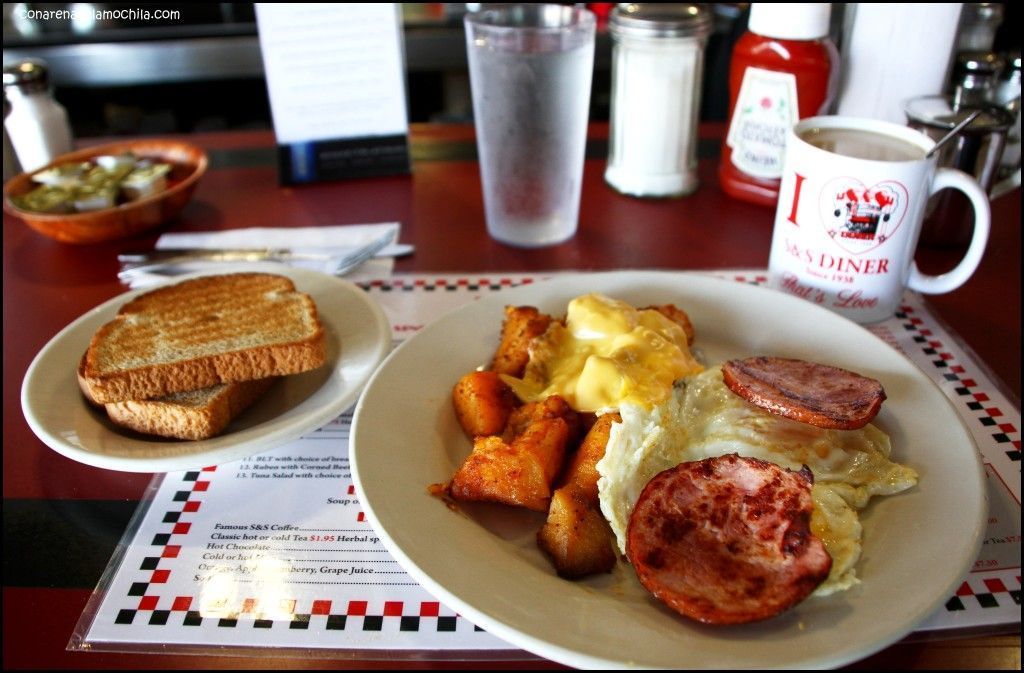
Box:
[955,51,1005,76]
[2,59,51,94]
[960,3,1004,25]
[610,3,712,39]
[1005,49,1021,72]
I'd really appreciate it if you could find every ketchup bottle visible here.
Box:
[719,3,837,207]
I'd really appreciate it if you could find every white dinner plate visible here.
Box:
[22,266,390,473]
[350,271,986,670]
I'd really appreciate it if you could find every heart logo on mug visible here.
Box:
[819,178,909,254]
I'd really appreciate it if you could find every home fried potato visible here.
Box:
[452,370,517,438]
[448,436,551,511]
[490,305,552,377]
[560,412,619,505]
[537,487,618,578]
[537,412,620,577]
[503,394,580,445]
[644,304,695,346]
[515,416,572,485]
[444,299,697,581]
[449,417,571,512]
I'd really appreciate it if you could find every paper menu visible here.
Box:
[75,272,1020,655]
[77,415,507,652]
[255,3,410,183]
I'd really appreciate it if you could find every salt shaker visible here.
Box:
[3,59,73,173]
[605,3,712,198]
[3,96,22,182]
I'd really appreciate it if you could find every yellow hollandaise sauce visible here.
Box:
[501,293,704,412]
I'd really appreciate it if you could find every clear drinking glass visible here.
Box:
[465,5,596,247]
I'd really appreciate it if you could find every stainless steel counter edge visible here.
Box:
[1,29,614,88]
[3,35,265,86]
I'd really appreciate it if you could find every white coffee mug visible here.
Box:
[767,116,990,324]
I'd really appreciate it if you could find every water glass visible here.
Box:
[465,5,596,247]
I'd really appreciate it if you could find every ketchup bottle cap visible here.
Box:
[748,3,831,40]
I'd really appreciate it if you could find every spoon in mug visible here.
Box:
[925,109,982,158]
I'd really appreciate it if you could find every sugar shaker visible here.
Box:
[3,59,73,172]
[604,3,712,198]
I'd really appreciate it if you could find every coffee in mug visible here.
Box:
[768,116,990,324]
[801,127,927,162]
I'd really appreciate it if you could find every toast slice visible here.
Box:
[104,378,277,440]
[77,353,278,440]
[79,273,325,404]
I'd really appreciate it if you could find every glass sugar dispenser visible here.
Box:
[604,3,712,198]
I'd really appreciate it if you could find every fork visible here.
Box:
[325,229,395,276]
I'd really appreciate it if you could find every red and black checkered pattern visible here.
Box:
[945,576,1022,612]
[895,305,1021,464]
[112,469,478,632]
[116,468,213,626]
[118,597,481,632]
[359,274,773,293]
[728,273,769,285]
[359,277,535,293]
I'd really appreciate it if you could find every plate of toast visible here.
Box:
[22,267,391,472]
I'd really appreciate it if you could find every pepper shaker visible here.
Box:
[3,59,73,173]
[604,3,712,198]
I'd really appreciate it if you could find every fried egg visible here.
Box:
[596,365,918,596]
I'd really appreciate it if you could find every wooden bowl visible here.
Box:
[2,139,207,244]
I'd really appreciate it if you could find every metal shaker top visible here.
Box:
[609,3,712,39]
[2,60,51,94]
[952,51,1006,110]
[1002,50,1021,75]
[955,51,1006,77]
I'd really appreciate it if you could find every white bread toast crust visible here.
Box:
[104,378,277,440]
[78,352,277,440]
[80,273,325,404]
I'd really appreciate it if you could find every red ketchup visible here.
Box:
[719,3,837,207]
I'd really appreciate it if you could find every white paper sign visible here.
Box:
[255,3,410,182]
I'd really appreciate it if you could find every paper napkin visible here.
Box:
[123,222,401,289]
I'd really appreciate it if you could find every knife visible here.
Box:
[118,243,414,271]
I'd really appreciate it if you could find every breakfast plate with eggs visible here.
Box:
[349,271,985,669]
